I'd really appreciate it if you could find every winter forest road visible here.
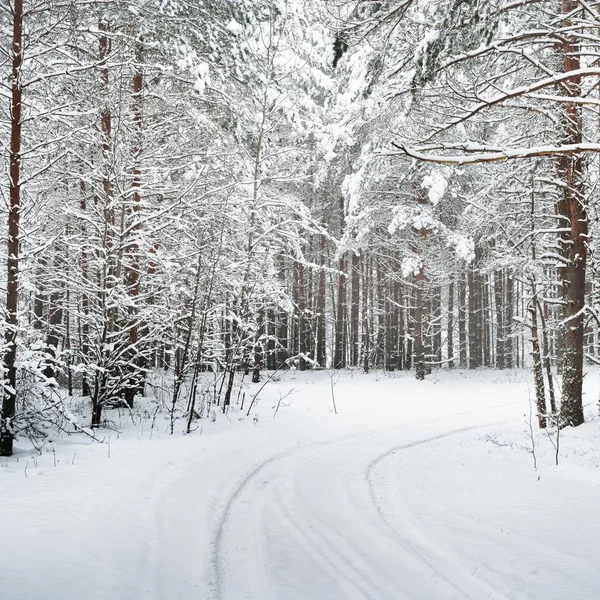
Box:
[210,401,600,600]
[211,417,515,600]
[3,374,600,600]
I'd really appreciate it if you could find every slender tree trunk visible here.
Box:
[374,257,385,368]
[448,276,455,368]
[334,253,345,369]
[297,261,307,370]
[397,273,405,370]
[494,271,505,369]
[505,273,514,368]
[350,251,360,366]
[414,269,426,380]
[468,263,478,369]
[538,298,557,415]
[277,256,289,367]
[483,276,492,367]
[405,283,413,371]
[458,272,467,368]
[362,254,370,373]
[1,0,24,456]
[433,286,442,364]
[316,236,327,367]
[529,186,547,427]
[79,181,91,396]
[44,251,63,382]
[124,34,145,408]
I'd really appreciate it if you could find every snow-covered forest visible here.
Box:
[2,1,600,598]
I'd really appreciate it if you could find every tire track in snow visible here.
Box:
[211,409,521,600]
[365,422,514,600]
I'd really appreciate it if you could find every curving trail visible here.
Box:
[212,418,513,600]
[4,372,600,600]
[211,406,600,600]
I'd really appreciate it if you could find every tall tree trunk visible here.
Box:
[494,271,505,369]
[376,258,386,368]
[297,261,307,370]
[79,181,91,397]
[350,251,360,366]
[433,286,442,364]
[529,186,547,428]
[538,298,557,415]
[414,268,426,380]
[391,268,401,370]
[405,283,413,371]
[316,236,327,367]
[468,263,479,369]
[276,256,289,367]
[458,272,467,368]
[362,254,370,373]
[334,253,346,369]
[483,276,492,367]
[124,34,145,408]
[448,276,455,368]
[1,0,24,456]
[557,0,587,426]
[44,251,63,382]
[505,273,514,368]
[397,273,405,370]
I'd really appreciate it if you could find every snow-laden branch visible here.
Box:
[390,142,600,165]
[422,67,600,141]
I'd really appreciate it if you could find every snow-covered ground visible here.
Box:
[2,369,600,599]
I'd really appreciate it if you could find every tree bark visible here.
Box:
[458,272,467,368]
[350,251,360,366]
[414,268,426,380]
[1,0,24,456]
[316,236,327,367]
[448,276,455,368]
[124,33,145,408]
[557,0,587,427]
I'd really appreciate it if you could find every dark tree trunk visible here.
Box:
[79,182,91,397]
[414,269,426,380]
[448,276,455,368]
[397,274,405,370]
[350,251,360,366]
[362,254,370,373]
[505,273,514,368]
[557,0,586,427]
[384,256,393,371]
[405,284,413,371]
[433,286,442,364]
[483,276,492,367]
[1,0,24,456]
[494,271,505,369]
[468,263,479,369]
[297,261,307,370]
[391,270,401,370]
[124,34,145,408]
[43,252,63,383]
[334,253,346,369]
[458,272,467,368]
[277,256,289,367]
[316,236,327,367]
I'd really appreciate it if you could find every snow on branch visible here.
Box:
[390,142,600,165]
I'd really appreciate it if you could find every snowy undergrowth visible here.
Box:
[2,367,600,476]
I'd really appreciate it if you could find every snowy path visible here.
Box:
[213,418,512,600]
[3,372,600,600]
[213,412,600,600]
